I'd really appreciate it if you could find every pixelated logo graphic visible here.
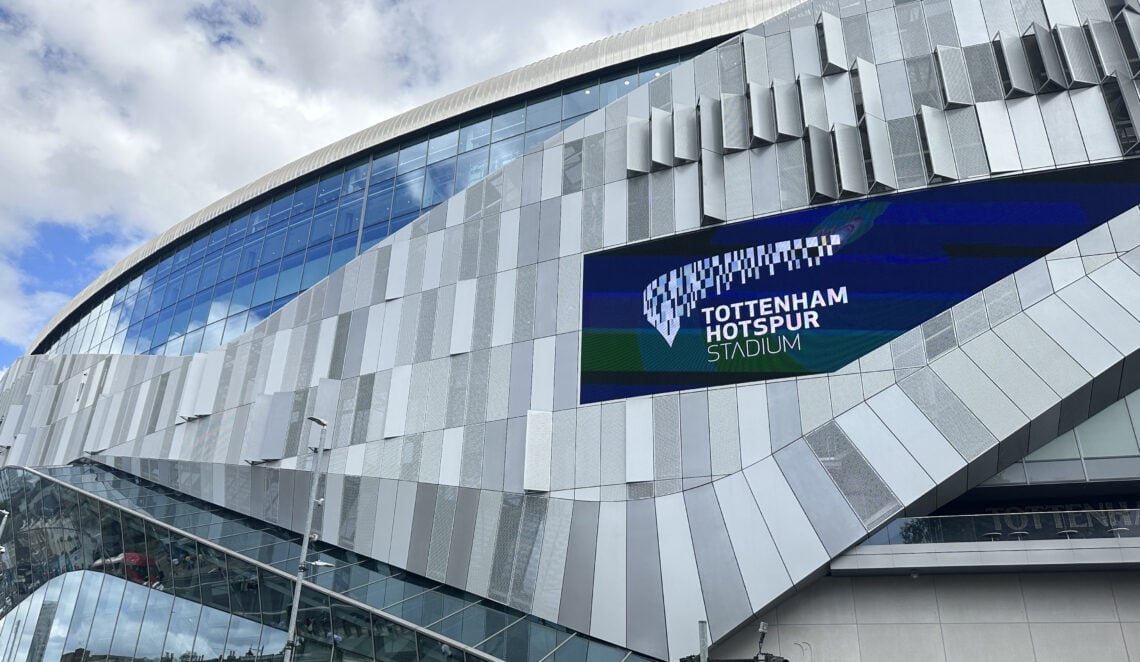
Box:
[642,234,842,346]
[579,160,1140,404]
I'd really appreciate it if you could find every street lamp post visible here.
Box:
[283,415,329,662]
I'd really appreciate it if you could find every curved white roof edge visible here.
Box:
[35,0,791,351]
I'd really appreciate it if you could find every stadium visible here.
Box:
[0,0,1139,659]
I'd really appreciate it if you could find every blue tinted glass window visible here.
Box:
[261,229,286,263]
[269,192,293,223]
[156,255,174,279]
[392,171,425,216]
[275,251,305,298]
[360,222,389,252]
[189,236,209,262]
[182,327,204,353]
[526,95,561,130]
[638,58,677,84]
[491,105,525,141]
[230,270,256,314]
[171,245,190,270]
[208,279,234,324]
[342,160,369,195]
[489,135,525,172]
[284,219,311,256]
[203,319,225,348]
[427,129,459,164]
[600,69,638,105]
[189,290,213,332]
[455,147,489,192]
[370,152,397,184]
[364,183,394,227]
[153,307,175,348]
[238,236,262,273]
[317,171,343,206]
[221,310,248,345]
[218,246,241,282]
[227,213,250,240]
[169,296,192,334]
[525,123,561,150]
[207,225,229,253]
[460,117,492,151]
[301,241,332,290]
[563,82,600,118]
[398,141,428,174]
[292,182,318,215]
[336,200,363,236]
[311,207,336,244]
[330,232,358,274]
[249,203,271,232]
[423,159,456,207]
[162,276,183,308]
[251,261,280,307]
[390,212,418,235]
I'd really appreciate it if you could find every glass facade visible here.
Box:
[40,54,692,359]
[0,463,646,662]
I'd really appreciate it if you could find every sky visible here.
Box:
[0,0,718,371]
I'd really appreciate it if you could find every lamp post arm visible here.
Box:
[283,423,327,662]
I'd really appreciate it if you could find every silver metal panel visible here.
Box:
[699,95,725,155]
[834,122,870,195]
[750,82,778,144]
[627,117,652,175]
[680,391,712,478]
[803,421,902,528]
[684,485,753,640]
[864,113,899,190]
[837,403,935,505]
[743,32,769,87]
[774,80,805,139]
[930,348,1029,439]
[625,498,668,661]
[791,24,824,78]
[898,367,997,462]
[1024,23,1069,91]
[937,45,976,107]
[674,105,700,163]
[590,501,627,646]
[866,385,966,487]
[655,492,708,661]
[1056,24,1100,86]
[800,74,829,129]
[993,33,1037,97]
[713,472,791,612]
[1006,96,1056,168]
[773,439,867,555]
[1069,86,1124,160]
[1102,74,1140,154]
[819,12,850,74]
[952,0,991,45]
[919,105,960,181]
[721,93,752,151]
[701,150,728,223]
[807,125,841,200]
[823,72,858,126]
[651,107,676,169]
[1087,19,1129,80]
[975,100,1023,172]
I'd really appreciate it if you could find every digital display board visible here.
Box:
[580,160,1140,404]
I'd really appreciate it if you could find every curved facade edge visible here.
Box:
[31,0,796,354]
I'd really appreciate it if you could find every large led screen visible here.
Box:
[580,160,1140,404]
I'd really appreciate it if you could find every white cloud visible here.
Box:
[0,0,717,358]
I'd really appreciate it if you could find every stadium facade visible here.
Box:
[1,0,1139,659]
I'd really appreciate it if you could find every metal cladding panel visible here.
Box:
[834,122,870,195]
[674,105,700,163]
[650,108,676,169]
[749,83,778,143]
[852,58,885,120]
[937,45,976,107]
[806,125,841,200]
[818,12,849,75]
[1024,23,1069,92]
[919,105,961,181]
[722,93,753,151]
[994,33,1037,96]
[975,100,1024,172]
[1056,24,1100,86]
[799,74,829,129]
[864,113,899,190]
[627,118,652,175]
[773,80,805,139]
